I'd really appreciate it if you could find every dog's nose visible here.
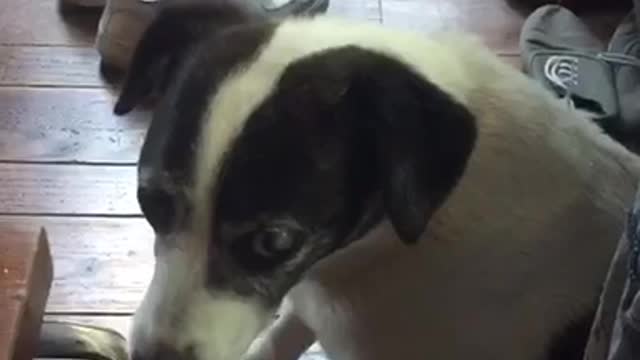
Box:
[131,342,194,360]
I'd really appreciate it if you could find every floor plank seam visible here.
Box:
[0,43,95,48]
[0,84,108,89]
[0,160,138,166]
[44,311,134,317]
[0,213,144,218]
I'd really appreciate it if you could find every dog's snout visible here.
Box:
[131,342,195,360]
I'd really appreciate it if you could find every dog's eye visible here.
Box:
[230,226,303,273]
[252,228,296,258]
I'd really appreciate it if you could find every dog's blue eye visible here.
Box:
[253,228,295,258]
[230,226,303,273]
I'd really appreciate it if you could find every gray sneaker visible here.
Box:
[520,5,620,126]
[607,11,640,142]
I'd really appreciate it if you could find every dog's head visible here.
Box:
[116,2,477,359]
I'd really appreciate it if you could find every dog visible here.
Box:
[113,1,640,359]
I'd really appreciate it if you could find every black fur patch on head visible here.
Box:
[140,23,275,184]
[116,0,276,236]
[114,0,267,115]
[211,45,477,302]
[121,1,476,303]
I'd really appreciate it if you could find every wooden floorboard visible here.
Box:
[0,0,99,46]
[0,217,152,314]
[0,46,104,87]
[327,0,382,23]
[0,164,139,216]
[381,0,526,53]
[381,0,626,54]
[0,88,148,163]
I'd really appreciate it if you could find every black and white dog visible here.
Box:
[114,1,640,360]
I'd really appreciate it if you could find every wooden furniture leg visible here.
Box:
[0,226,53,360]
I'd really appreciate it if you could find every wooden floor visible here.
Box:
[0,0,629,348]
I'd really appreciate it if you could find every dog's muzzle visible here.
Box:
[128,243,275,360]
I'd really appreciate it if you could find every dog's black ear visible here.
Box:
[342,47,477,244]
[114,0,260,115]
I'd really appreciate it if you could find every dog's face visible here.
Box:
[115,2,477,360]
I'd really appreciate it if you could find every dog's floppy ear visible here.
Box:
[114,0,260,115]
[340,47,477,244]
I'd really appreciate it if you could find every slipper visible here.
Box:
[520,5,620,123]
[62,0,330,71]
[606,11,640,142]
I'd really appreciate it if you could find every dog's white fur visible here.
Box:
[131,16,640,360]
